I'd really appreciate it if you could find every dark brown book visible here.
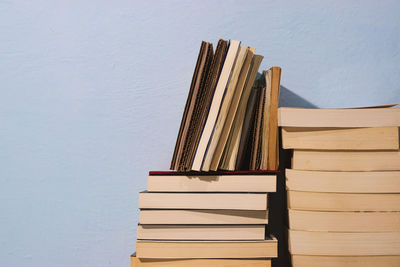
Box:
[176,43,213,170]
[170,42,210,170]
[250,84,265,170]
[181,39,228,170]
[256,85,266,170]
[235,86,260,170]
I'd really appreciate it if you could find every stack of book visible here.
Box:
[131,171,278,266]
[170,39,281,172]
[130,38,283,265]
[279,106,400,266]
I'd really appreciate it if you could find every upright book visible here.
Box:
[170,41,213,170]
[219,55,264,170]
[208,47,255,171]
[201,46,249,171]
[192,40,241,171]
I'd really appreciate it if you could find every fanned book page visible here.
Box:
[201,46,248,171]
[219,54,263,170]
[235,86,259,170]
[209,47,254,171]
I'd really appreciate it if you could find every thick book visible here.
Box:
[192,40,241,171]
[290,255,400,267]
[209,47,255,171]
[136,238,278,258]
[288,230,400,256]
[182,39,228,170]
[278,107,400,127]
[202,46,248,171]
[265,67,281,170]
[139,209,268,225]
[281,126,399,150]
[147,172,276,192]
[286,169,400,193]
[292,150,400,171]
[170,41,213,170]
[219,55,264,170]
[139,192,268,210]
[137,224,265,240]
[287,190,400,211]
[131,256,272,267]
[288,209,400,232]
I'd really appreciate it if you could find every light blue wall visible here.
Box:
[1,0,399,266]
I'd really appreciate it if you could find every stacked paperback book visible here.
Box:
[170,39,281,172]
[279,105,400,266]
[131,171,278,266]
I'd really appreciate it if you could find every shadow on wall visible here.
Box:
[279,86,317,108]
[254,71,317,108]
[270,85,316,267]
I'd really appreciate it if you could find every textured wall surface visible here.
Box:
[1,0,400,266]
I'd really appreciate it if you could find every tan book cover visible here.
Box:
[278,107,400,127]
[287,190,400,211]
[147,174,276,192]
[286,169,400,193]
[139,192,268,210]
[266,67,281,170]
[292,150,400,171]
[288,230,400,256]
[291,255,400,267]
[282,126,399,150]
[131,256,272,267]
[139,209,268,225]
[137,224,265,240]
[136,238,278,258]
[288,209,400,232]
